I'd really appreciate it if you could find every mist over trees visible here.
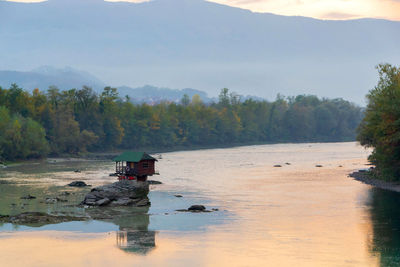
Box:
[0,84,363,161]
[1,0,400,104]
[357,64,400,181]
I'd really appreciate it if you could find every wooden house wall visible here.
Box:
[136,159,155,176]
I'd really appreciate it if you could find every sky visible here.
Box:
[7,0,400,21]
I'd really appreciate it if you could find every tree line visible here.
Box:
[0,84,363,161]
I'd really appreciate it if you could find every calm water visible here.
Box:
[0,142,400,266]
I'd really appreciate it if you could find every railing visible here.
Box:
[116,165,158,176]
[116,166,139,176]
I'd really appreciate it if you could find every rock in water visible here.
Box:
[45,197,67,204]
[68,181,88,187]
[20,195,36,200]
[188,205,206,211]
[81,180,150,207]
[176,205,214,213]
[148,180,162,185]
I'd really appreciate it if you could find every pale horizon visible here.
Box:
[5,0,400,21]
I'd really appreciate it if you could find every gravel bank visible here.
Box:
[349,171,400,193]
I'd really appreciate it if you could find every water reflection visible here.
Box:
[87,206,156,255]
[367,188,400,266]
[116,230,155,254]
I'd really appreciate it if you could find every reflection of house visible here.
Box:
[113,208,156,255]
[116,229,156,254]
[87,205,156,255]
[113,152,157,181]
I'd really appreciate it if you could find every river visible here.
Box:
[0,142,399,266]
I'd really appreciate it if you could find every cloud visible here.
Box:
[322,11,359,19]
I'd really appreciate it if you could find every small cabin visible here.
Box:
[113,152,157,181]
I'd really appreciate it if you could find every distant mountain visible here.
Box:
[0,66,216,103]
[1,0,400,103]
[118,85,212,103]
[0,66,105,91]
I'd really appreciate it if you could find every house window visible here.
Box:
[142,162,149,169]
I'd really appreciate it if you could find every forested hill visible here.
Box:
[0,84,363,161]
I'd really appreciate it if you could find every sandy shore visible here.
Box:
[349,171,400,193]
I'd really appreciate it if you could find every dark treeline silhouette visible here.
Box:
[0,84,363,161]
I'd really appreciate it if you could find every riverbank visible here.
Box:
[349,170,400,193]
[3,139,358,164]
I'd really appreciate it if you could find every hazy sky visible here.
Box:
[7,0,400,21]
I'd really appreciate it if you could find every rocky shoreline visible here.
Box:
[349,171,400,193]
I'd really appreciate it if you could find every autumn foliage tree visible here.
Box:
[0,84,363,161]
[357,64,400,181]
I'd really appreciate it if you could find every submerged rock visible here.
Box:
[68,181,88,187]
[45,197,68,204]
[81,180,150,207]
[148,180,162,185]
[0,212,86,225]
[20,195,36,200]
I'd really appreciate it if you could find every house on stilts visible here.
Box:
[113,152,158,181]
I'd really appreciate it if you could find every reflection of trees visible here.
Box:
[367,188,400,266]
[87,206,156,255]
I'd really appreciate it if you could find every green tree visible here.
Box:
[180,94,190,107]
[357,64,400,181]
[99,87,124,149]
